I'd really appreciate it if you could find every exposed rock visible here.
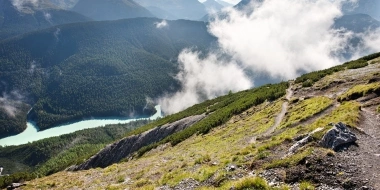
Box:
[7,183,26,190]
[320,122,357,151]
[68,114,206,171]
[225,164,237,171]
[158,178,199,190]
[286,127,323,156]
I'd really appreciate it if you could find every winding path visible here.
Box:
[262,86,293,137]
[250,85,293,143]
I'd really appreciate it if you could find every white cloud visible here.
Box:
[361,28,380,52]
[0,91,25,117]
[54,28,61,41]
[159,0,380,114]
[28,60,36,74]
[155,20,168,29]
[158,49,252,114]
[44,12,52,23]
[11,0,39,12]
[209,0,351,79]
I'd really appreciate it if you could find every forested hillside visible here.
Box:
[0,119,149,178]
[134,0,207,20]
[0,0,90,40]
[72,0,154,21]
[0,17,215,136]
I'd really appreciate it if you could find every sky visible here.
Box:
[198,0,241,5]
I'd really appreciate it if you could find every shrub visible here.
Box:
[299,181,315,190]
[233,177,270,190]
[295,52,380,87]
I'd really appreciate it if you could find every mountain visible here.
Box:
[0,0,90,40]
[342,0,380,21]
[203,0,224,12]
[144,6,177,20]
[0,17,215,137]
[216,0,234,7]
[71,0,154,21]
[134,0,207,20]
[234,0,263,11]
[1,52,379,189]
[334,13,380,33]
[49,0,79,9]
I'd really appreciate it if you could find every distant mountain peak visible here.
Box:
[203,0,224,11]
[9,0,58,13]
[72,0,154,21]
[215,0,233,7]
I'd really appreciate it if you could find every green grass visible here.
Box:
[233,177,270,190]
[377,105,380,113]
[295,52,380,87]
[279,96,333,129]
[136,83,288,157]
[299,181,315,190]
[338,82,380,102]
[306,101,361,140]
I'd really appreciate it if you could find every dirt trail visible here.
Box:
[335,106,380,189]
[262,86,293,137]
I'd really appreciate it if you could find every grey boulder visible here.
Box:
[320,122,357,151]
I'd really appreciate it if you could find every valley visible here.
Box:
[0,0,379,189]
[0,105,162,146]
[17,54,380,189]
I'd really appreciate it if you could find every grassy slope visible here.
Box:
[21,55,380,189]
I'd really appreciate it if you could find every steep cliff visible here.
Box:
[69,114,206,170]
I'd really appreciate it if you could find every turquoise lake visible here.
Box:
[0,105,162,146]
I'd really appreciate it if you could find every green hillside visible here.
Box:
[0,0,90,40]
[0,17,215,136]
[71,0,154,21]
[1,52,379,190]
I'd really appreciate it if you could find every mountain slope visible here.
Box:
[13,53,380,189]
[203,0,224,12]
[71,0,154,21]
[342,0,380,20]
[134,0,207,20]
[0,0,90,40]
[49,0,79,9]
[216,0,233,7]
[334,13,380,33]
[0,17,215,137]
[144,6,177,20]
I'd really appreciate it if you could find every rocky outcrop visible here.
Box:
[286,127,323,156]
[320,122,357,151]
[68,114,206,171]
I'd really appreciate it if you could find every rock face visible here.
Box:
[320,122,357,151]
[69,114,206,171]
[286,128,323,157]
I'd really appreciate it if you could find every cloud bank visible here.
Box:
[158,50,252,113]
[158,0,380,114]
[11,0,39,12]
[155,20,168,29]
[0,91,25,117]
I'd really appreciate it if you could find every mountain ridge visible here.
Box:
[9,52,379,189]
[0,0,90,40]
[71,0,154,21]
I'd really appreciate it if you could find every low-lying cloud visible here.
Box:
[155,20,168,29]
[158,0,380,114]
[158,50,251,114]
[0,91,25,117]
[11,0,39,12]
